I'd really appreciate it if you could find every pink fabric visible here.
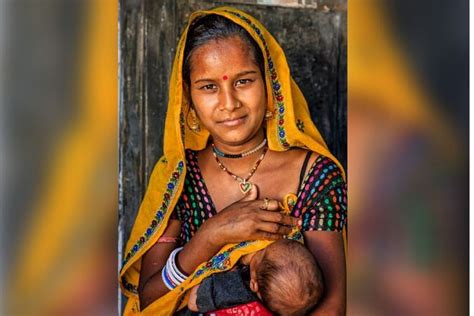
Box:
[206,301,273,316]
[157,236,180,243]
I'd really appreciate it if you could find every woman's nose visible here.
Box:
[219,89,239,111]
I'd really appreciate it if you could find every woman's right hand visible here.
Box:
[176,184,300,279]
[199,185,300,247]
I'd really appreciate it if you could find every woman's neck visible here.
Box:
[211,129,266,156]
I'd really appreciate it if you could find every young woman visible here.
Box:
[120,7,347,315]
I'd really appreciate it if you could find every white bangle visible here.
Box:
[169,247,187,281]
[162,247,187,290]
[161,264,176,290]
[166,256,184,285]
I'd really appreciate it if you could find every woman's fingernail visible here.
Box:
[297,219,302,227]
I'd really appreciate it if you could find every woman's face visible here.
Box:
[188,36,266,147]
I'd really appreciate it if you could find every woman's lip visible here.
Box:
[219,116,247,127]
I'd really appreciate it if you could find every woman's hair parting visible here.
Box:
[256,239,324,316]
[182,14,265,87]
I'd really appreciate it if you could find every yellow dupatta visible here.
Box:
[120,7,346,315]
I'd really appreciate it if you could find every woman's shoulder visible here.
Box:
[279,148,345,191]
[290,150,347,232]
[271,147,342,172]
[304,153,344,186]
[269,147,316,162]
[184,148,199,164]
[269,147,320,175]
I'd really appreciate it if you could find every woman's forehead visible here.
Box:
[189,36,259,78]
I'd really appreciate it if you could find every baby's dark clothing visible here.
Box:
[196,265,258,313]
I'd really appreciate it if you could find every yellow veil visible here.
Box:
[120,6,345,315]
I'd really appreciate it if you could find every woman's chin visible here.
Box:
[212,128,264,146]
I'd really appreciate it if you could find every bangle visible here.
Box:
[161,247,187,290]
[169,247,188,281]
[161,264,176,290]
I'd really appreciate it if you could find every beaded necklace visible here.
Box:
[212,146,268,195]
[212,138,267,158]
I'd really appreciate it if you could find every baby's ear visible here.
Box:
[249,279,259,293]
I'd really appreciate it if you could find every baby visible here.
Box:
[187,239,324,316]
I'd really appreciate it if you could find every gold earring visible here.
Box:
[265,110,274,120]
[189,108,200,132]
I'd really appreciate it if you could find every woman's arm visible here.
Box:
[138,219,182,309]
[305,231,346,316]
[139,225,225,310]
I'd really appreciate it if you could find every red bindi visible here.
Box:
[223,75,228,80]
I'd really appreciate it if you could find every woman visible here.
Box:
[120,7,347,315]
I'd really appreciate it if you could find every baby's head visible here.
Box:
[248,239,324,316]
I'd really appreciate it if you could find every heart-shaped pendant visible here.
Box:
[239,181,252,195]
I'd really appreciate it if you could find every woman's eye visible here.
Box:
[235,79,253,86]
[200,84,217,91]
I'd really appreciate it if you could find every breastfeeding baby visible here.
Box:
[187,238,324,316]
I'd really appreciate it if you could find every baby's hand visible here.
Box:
[187,285,200,312]
[240,252,255,266]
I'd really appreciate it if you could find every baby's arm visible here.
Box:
[188,256,253,312]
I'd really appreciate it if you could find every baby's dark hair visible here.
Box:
[256,239,324,316]
[182,14,265,87]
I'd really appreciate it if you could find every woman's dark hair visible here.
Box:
[182,14,265,87]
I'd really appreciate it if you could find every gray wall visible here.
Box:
[118,0,346,286]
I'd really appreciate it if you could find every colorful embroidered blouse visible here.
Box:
[172,150,347,244]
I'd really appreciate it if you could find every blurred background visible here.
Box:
[348,1,468,315]
[1,1,118,315]
[0,0,468,315]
